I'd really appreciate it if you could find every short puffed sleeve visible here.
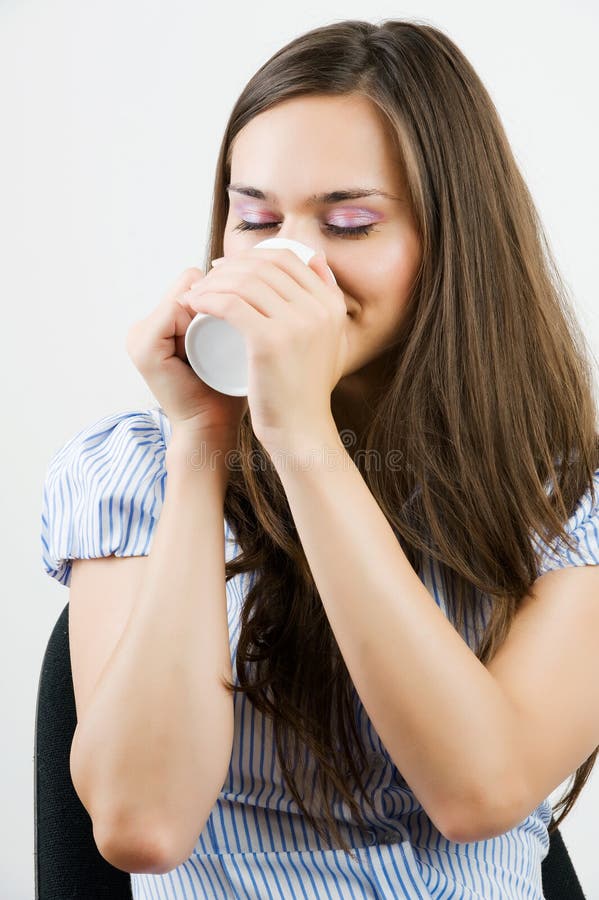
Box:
[40,408,169,587]
[533,467,599,578]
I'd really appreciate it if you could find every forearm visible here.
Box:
[70,431,234,851]
[268,422,524,834]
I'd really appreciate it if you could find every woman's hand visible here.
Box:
[125,267,249,442]
[183,247,349,454]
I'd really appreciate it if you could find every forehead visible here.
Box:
[229,93,402,194]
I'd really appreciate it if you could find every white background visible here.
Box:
[2,0,598,897]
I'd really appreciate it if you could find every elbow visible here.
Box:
[69,765,174,872]
[70,738,204,874]
[93,813,183,875]
[440,808,505,845]
[437,777,532,844]
[94,802,213,874]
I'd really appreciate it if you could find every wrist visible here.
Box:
[166,429,238,487]
[263,420,347,474]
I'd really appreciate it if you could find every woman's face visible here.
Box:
[223,93,422,387]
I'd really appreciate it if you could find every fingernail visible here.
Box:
[211,257,224,266]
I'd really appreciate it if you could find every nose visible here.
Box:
[273,222,327,259]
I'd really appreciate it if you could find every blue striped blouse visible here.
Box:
[41,407,599,899]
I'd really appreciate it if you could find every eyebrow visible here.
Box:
[227,183,402,205]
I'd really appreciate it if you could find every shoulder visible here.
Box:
[41,407,170,586]
[533,465,599,577]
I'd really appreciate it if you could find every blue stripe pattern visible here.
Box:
[41,408,599,898]
[532,468,599,576]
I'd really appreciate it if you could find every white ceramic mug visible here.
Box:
[184,237,337,396]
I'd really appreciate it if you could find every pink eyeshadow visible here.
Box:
[234,203,383,223]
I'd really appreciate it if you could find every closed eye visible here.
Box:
[233,221,378,240]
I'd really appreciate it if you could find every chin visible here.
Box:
[337,358,368,382]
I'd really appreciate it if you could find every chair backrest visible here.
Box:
[34,602,587,899]
[542,819,586,899]
[34,601,132,899]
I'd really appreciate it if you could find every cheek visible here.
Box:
[352,231,419,300]
[380,242,419,288]
[222,211,249,254]
[348,273,411,353]
[351,269,404,328]
[222,220,237,255]
[373,244,420,324]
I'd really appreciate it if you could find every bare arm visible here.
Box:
[265,422,527,844]
[70,428,234,873]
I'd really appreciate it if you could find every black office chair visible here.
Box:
[34,602,587,899]
[34,601,133,899]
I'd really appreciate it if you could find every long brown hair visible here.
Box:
[204,18,599,850]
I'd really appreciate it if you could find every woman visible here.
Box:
[41,18,599,899]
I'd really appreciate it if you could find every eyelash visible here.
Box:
[234,220,378,239]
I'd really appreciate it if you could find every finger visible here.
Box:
[174,291,200,322]
[306,252,337,288]
[127,299,193,369]
[189,255,321,318]
[187,290,267,344]
[172,295,198,361]
[252,247,341,310]
[165,268,209,361]
[184,269,300,320]
[162,266,207,306]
